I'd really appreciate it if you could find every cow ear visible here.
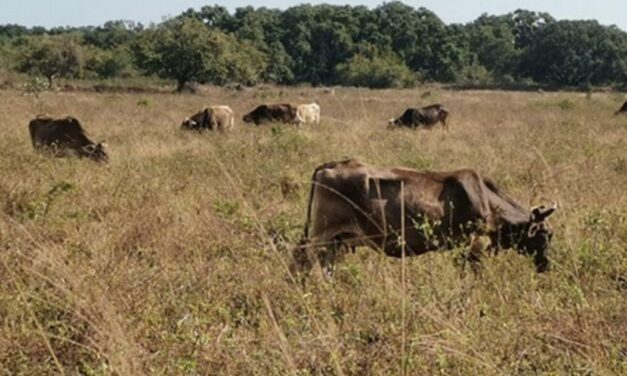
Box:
[531,206,544,219]
[528,222,541,237]
[542,205,557,219]
[531,202,557,222]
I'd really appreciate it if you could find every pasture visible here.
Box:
[0,86,626,375]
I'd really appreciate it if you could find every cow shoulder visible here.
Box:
[65,116,84,132]
[446,169,493,223]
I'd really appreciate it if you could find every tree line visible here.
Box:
[1,2,626,90]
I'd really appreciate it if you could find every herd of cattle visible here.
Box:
[27,101,451,161]
[25,99,627,277]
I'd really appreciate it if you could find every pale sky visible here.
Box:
[1,1,625,31]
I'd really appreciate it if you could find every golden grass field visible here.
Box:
[0,85,626,375]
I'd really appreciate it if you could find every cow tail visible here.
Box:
[303,162,336,239]
[202,108,210,129]
[441,108,450,127]
[28,119,40,147]
[303,168,319,240]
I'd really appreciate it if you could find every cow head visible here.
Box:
[242,113,253,123]
[83,142,109,163]
[519,203,557,272]
[494,202,556,272]
[387,118,399,129]
[181,117,197,129]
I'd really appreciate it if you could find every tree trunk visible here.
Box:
[176,79,187,92]
[175,79,197,93]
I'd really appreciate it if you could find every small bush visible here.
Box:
[335,53,416,89]
[557,99,575,110]
[136,98,151,107]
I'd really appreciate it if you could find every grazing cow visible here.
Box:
[29,116,108,162]
[242,103,298,125]
[181,106,234,132]
[389,104,449,129]
[296,103,321,124]
[615,101,627,115]
[292,160,556,276]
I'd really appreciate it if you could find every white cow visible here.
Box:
[296,103,321,125]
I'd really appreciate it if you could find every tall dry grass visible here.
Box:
[0,85,626,375]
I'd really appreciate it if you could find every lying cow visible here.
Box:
[292,160,556,276]
[29,116,108,162]
[389,104,449,129]
[181,106,234,131]
[242,103,298,125]
[615,101,627,115]
[296,103,321,124]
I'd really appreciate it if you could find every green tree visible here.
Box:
[82,20,141,49]
[374,2,463,82]
[133,17,216,91]
[181,5,233,30]
[281,5,358,84]
[133,17,267,90]
[519,20,627,86]
[84,46,134,78]
[466,14,519,80]
[16,34,84,87]
[207,31,267,86]
[230,7,293,83]
[510,9,555,50]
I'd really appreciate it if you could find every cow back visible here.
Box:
[245,103,297,124]
[29,117,93,149]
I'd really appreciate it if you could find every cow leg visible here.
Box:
[291,235,350,279]
[318,236,350,278]
[290,237,316,275]
[533,249,550,273]
[440,110,450,130]
[467,235,491,274]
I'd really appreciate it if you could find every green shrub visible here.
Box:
[335,53,416,89]
[85,46,134,78]
[557,99,575,110]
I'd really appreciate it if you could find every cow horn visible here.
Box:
[532,202,557,222]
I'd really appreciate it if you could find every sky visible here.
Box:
[1,0,625,31]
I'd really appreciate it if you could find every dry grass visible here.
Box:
[0,85,626,375]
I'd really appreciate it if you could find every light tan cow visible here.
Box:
[181,106,234,132]
[295,103,321,124]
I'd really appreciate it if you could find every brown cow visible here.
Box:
[389,104,449,129]
[181,106,234,131]
[293,160,556,277]
[29,116,108,162]
[615,101,627,115]
[242,103,298,125]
